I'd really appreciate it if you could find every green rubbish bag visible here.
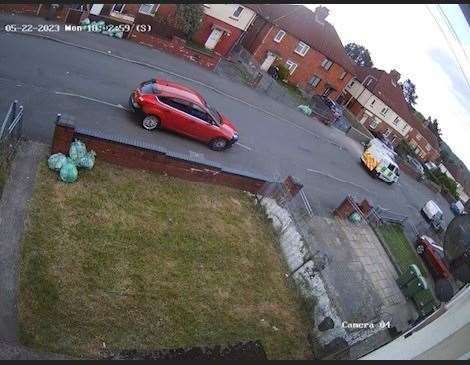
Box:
[80,18,91,26]
[69,139,88,165]
[47,153,67,171]
[59,160,78,183]
[78,150,96,170]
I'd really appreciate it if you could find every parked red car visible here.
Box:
[416,235,453,280]
[129,79,239,151]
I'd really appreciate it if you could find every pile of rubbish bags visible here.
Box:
[80,18,124,39]
[297,104,313,116]
[47,139,96,183]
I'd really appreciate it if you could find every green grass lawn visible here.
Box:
[376,223,435,305]
[18,161,312,359]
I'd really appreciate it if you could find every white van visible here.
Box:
[361,143,400,184]
[421,200,444,232]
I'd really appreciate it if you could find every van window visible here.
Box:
[387,163,397,172]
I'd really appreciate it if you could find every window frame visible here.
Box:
[416,133,422,141]
[285,59,298,75]
[294,41,310,56]
[321,58,333,70]
[393,116,400,126]
[339,71,347,80]
[369,119,379,129]
[370,99,376,106]
[308,74,321,88]
[138,4,159,16]
[273,29,286,43]
[381,107,389,116]
[111,4,125,13]
[232,6,244,18]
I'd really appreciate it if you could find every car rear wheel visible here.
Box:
[416,245,425,255]
[142,115,160,131]
[209,137,228,151]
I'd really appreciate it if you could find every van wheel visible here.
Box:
[209,138,228,151]
[142,115,161,131]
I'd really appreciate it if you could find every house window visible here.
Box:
[416,133,422,141]
[370,99,376,106]
[112,4,125,13]
[391,135,398,144]
[285,59,298,75]
[366,78,374,87]
[339,71,346,80]
[393,116,400,126]
[384,128,392,137]
[426,143,431,151]
[369,119,379,129]
[348,80,355,88]
[308,75,321,87]
[294,41,310,56]
[138,4,159,15]
[381,107,389,116]
[322,86,333,97]
[232,6,244,18]
[321,58,333,70]
[273,29,285,43]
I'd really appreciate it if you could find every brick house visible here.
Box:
[88,4,256,57]
[240,4,356,102]
[342,65,440,161]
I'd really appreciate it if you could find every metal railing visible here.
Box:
[0,100,24,190]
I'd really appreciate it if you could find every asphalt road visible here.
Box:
[0,16,455,232]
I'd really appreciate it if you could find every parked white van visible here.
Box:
[421,200,444,232]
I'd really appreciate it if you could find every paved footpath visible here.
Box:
[0,140,67,359]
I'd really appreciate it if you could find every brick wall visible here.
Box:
[250,25,352,101]
[129,31,220,70]
[398,162,421,180]
[0,4,40,15]
[51,121,271,194]
[192,14,242,57]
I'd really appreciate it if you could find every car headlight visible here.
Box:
[233,133,239,140]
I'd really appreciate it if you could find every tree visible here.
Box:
[401,79,418,108]
[344,43,373,67]
[428,117,442,142]
[175,4,204,39]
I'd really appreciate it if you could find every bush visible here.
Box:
[275,64,290,82]
[175,4,204,39]
[425,169,458,199]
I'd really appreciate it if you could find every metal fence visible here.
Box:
[0,100,24,190]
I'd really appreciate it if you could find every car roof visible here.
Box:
[156,79,207,106]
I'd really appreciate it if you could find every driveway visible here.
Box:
[0,13,455,233]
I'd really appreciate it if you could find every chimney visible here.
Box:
[314,6,330,24]
[390,69,401,83]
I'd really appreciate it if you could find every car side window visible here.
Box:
[190,104,213,123]
[158,96,187,111]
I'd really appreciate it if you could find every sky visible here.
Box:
[306,4,470,168]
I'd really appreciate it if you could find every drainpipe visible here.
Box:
[254,24,274,59]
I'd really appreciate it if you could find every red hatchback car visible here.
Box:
[129,79,239,151]
[416,235,453,280]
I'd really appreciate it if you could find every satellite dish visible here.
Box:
[443,214,470,283]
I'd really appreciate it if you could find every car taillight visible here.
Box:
[138,96,144,102]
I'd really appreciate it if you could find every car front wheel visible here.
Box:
[416,245,425,255]
[142,115,161,131]
[209,137,228,151]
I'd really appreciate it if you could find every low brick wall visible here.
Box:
[398,162,421,180]
[129,31,220,70]
[0,4,40,15]
[51,120,274,194]
[346,127,371,145]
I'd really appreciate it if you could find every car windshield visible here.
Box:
[207,104,222,124]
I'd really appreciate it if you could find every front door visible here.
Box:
[260,52,276,71]
[90,4,104,15]
[205,28,224,50]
